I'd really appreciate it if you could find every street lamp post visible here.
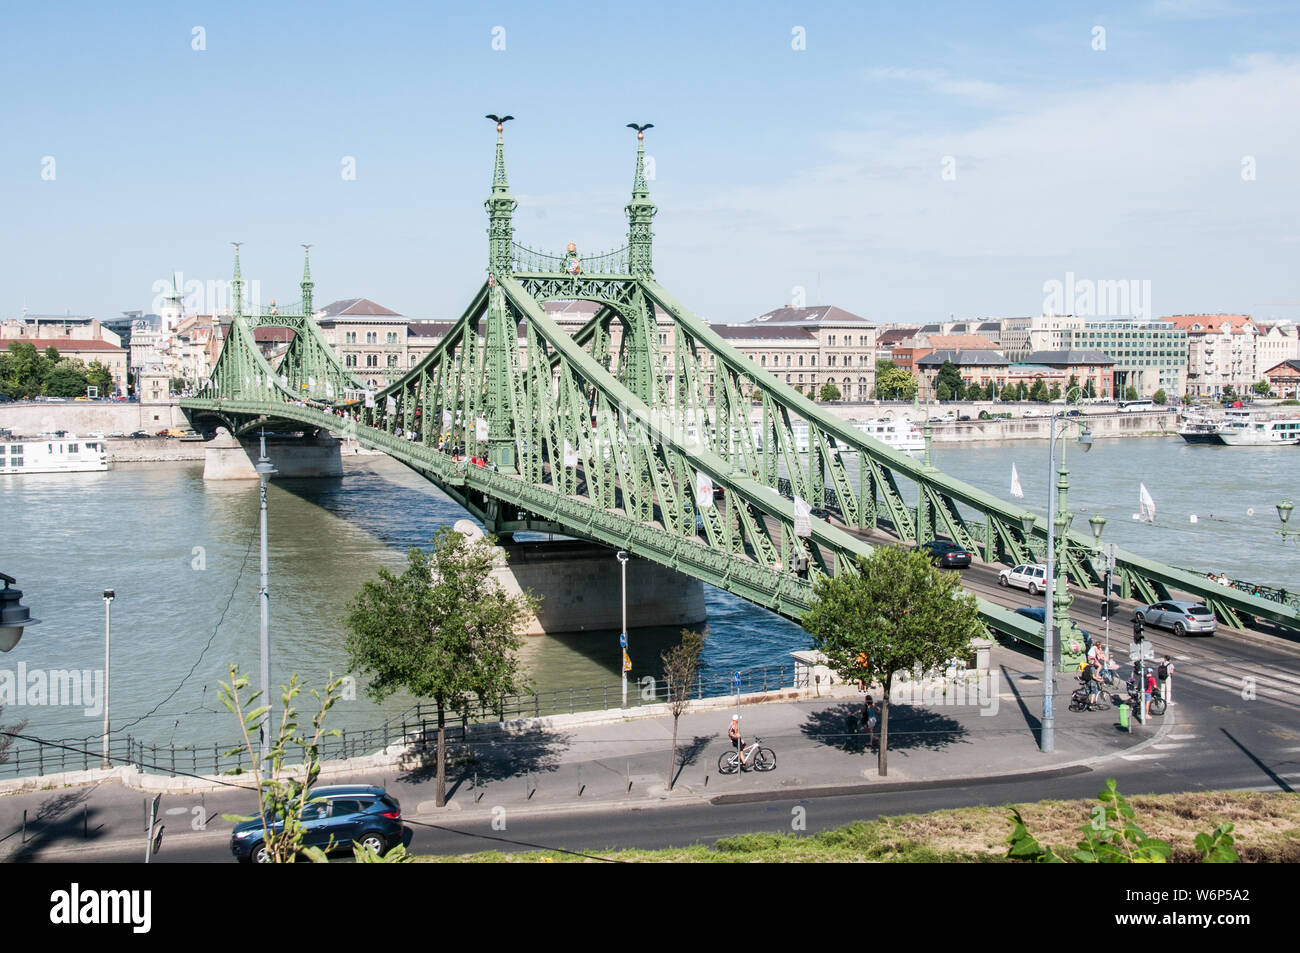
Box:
[1041,395,1093,753]
[102,589,114,768]
[255,431,277,763]
[0,573,40,653]
[617,551,630,708]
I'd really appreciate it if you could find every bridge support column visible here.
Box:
[455,521,707,635]
[202,427,343,480]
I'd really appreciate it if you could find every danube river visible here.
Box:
[0,436,1293,751]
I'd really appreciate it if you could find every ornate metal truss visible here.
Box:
[182,128,1299,642]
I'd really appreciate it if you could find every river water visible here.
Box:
[0,435,1293,750]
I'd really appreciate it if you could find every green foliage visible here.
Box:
[354,842,415,863]
[44,359,90,398]
[1221,384,1235,398]
[1067,374,1078,393]
[1195,823,1240,863]
[801,546,983,774]
[819,381,842,402]
[344,527,534,805]
[1047,384,1062,401]
[1006,779,1237,864]
[0,342,54,399]
[874,363,918,400]
[218,665,346,864]
[86,360,114,396]
[1252,379,1271,396]
[1028,379,1049,403]
[1083,379,1097,399]
[661,629,705,718]
[1152,389,1167,405]
[934,361,964,400]
[1125,385,1140,401]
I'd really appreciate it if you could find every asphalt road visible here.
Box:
[19,612,1298,863]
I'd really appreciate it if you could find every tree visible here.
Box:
[1125,385,1140,401]
[1152,389,1167,405]
[0,704,26,766]
[934,361,964,401]
[661,628,706,790]
[1,341,52,399]
[1067,374,1078,393]
[1083,379,1097,399]
[1253,379,1271,396]
[819,381,842,402]
[344,527,535,806]
[43,359,89,398]
[1047,384,1062,402]
[800,546,984,777]
[965,382,983,401]
[874,363,918,400]
[86,360,114,396]
[1015,382,1030,401]
[1028,378,1049,403]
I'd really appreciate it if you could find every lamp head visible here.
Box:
[1279,500,1294,526]
[1020,512,1036,536]
[616,550,629,564]
[1089,514,1106,542]
[103,588,115,601]
[1077,427,1094,452]
[0,575,39,652]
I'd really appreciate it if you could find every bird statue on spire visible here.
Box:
[486,114,514,133]
[626,122,654,140]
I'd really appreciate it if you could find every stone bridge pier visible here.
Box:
[202,427,344,480]
[455,521,707,636]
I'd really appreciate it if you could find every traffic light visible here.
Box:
[1099,600,1112,620]
[1132,616,1144,642]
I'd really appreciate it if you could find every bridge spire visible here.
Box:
[484,115,517,275]
[301,244,314,317]
[625,123,657,278]
[231,242,243,318]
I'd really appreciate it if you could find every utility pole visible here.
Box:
[617,551,629,708]
[256,431,277,762]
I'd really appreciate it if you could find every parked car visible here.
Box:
[999,563,1048,594]
[229,785,403,863]
[1134,601,1218,636]
[129,430,151,439]
[913,539,972,569]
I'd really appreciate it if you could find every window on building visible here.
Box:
[828,335,836,346]
[760,355,767,366]
[387,354,398,367]
[345,331,357,344]
[366,331,377,344]
[810,355,816,366]
[366,354,378,368]
[798,355,804,367]
[345,354,357,367]
[786,355,792,367]
[386,332,398,345]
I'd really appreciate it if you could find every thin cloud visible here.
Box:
[865,66,1008,101]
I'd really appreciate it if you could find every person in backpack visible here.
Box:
[1081,657,1103,710]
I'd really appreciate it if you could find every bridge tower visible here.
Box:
[301,245,314,317]
[483,118,519,474]
[620,125,660,406]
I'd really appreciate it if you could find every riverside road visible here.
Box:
[4,615,1297,863]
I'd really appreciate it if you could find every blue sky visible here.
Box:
[4,0,1300,325]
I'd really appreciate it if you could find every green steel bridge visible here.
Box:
[180,124,1299,649]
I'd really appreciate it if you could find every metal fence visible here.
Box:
[0,664,796,781]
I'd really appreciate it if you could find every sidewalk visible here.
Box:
[0,648,1171,859]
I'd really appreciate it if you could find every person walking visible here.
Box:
[861,696,879,749]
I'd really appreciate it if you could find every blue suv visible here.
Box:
[230,785,403,863]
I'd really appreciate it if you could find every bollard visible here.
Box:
[1118,703,1130,731]
[21,809,26,845]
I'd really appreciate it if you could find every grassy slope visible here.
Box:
[431,790,1300,863]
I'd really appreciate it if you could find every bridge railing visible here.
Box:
[0,666,797,780]
[510,242,629,275]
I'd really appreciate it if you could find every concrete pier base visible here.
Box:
[202,427,344,480]
[456,521,707,635]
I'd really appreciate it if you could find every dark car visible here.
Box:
[229,784,402,863]
[129,430,151,438]
[1013,606,1093,649]
[913,539,972,569]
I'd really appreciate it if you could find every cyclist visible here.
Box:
[1080,656,1103,710]
[728,715,747,765]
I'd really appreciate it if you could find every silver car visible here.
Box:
[998,563,1048,595]
[1134,601,1218,636]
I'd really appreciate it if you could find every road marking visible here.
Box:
[1151,743,1189,750]
[1122,753,1164,761]
[1278,746,1300,753]
[1166,733,1197,740]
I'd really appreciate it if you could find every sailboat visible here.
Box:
[1010,463,1024,499]
[1136,483,1156,524]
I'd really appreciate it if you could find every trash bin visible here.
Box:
[1118,703,1130,730]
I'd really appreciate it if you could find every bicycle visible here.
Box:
[1068,677,1111,712]
[1126,682,1167,717]
[718,736,776,774]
